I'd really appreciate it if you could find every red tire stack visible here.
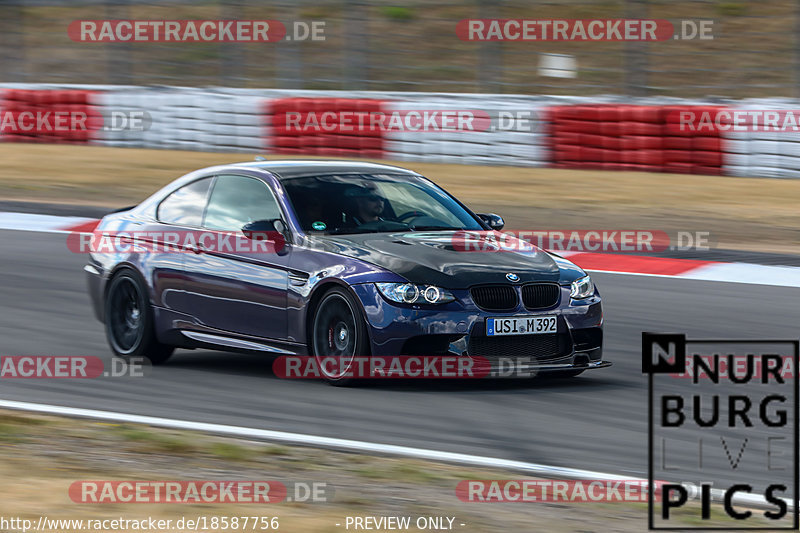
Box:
[0,89,101,144]
[548,104,725,175]
[266,97,385,158]
[662,105,725,175]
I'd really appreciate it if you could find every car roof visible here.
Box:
[232,159,420,179]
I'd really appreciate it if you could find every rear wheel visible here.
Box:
[105,270,174,365]
[311,288,369,386]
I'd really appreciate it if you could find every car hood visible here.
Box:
[307,231,566,288]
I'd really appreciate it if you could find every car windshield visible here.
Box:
[282,173,484,235]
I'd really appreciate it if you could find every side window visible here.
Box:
[203,175,282,231]
[157,177,212,226]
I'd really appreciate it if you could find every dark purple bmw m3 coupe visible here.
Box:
[85,160,608,384]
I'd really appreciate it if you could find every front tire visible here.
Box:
[311,287,369,386]
[104,270,174,365]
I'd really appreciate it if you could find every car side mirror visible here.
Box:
[241,219,289,253]
[477,213,505,231]
[242,219,277,236]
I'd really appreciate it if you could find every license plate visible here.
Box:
[486,316,557,336]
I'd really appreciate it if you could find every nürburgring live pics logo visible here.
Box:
[643,332,799,530]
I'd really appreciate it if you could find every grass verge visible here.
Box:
[0,408,786,532]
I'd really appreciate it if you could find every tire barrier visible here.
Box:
[3,83,800,179]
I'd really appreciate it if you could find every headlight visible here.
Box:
[376,282,455,304]
[570,275,594,299]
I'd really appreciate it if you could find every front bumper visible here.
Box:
[351,282,609,375]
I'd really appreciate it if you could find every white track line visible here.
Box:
[0,399,790,511]
[0,212,95,234]
[587,268,800,288]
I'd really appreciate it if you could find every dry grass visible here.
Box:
[1,143,798,253]
[0,144,793,211]
[0,409,781,531]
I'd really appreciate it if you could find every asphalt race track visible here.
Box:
[1,228,798,490]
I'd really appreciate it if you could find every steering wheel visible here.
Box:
[396,210,429,222]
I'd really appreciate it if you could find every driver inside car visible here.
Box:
[346,185,386,225]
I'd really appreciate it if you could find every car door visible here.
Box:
[181,174,290,340]
[149,176,214,314]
